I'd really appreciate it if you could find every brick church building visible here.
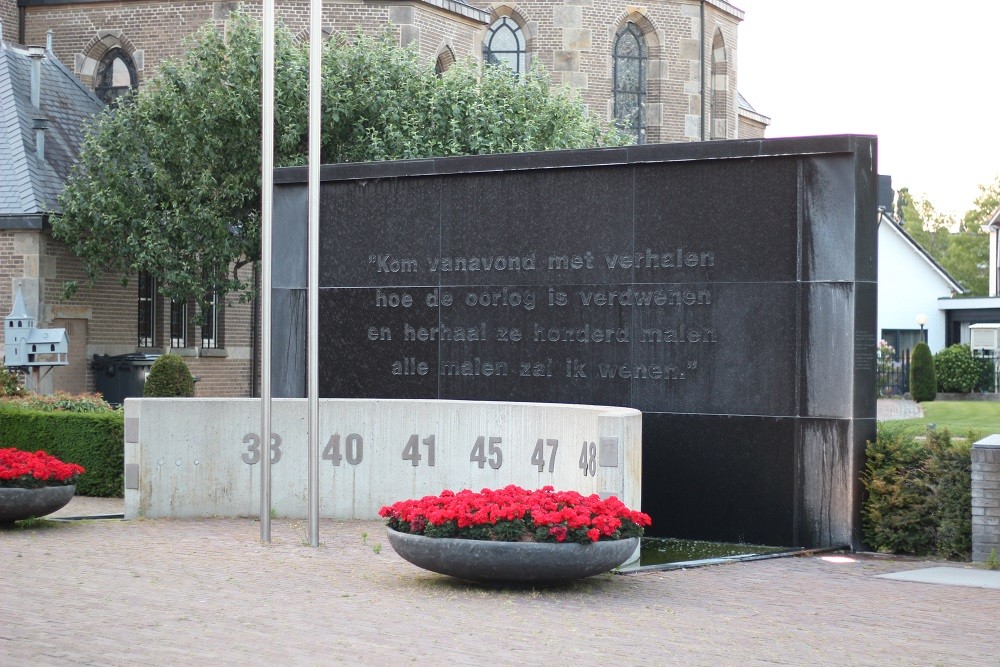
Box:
[0,0,767,398]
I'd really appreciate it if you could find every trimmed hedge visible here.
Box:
[0,404,124,497]
[862,423,973,558]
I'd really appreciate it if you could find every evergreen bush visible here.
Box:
[934,344,980,393]
[143,354,195,397]
[909,342,937,402]
[862,423,976,558]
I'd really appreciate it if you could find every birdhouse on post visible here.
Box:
[4,283,68,368]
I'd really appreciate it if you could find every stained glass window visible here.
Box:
[95,48,137,105]
[483,17,526,74]
[613,23,647,144]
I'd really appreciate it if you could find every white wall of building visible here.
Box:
[877,217,959,352]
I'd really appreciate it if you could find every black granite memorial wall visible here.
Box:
[273,135,878,548]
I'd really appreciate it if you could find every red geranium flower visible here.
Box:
[0,447,85,489]
[380,485,651,544]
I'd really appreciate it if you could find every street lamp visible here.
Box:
[916,313,928,343]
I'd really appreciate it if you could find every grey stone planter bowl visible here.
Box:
[0,485,76,524]
[386,529,639,583]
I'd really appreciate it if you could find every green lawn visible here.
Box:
[887,401,1000,438]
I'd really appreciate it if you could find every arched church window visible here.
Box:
[483,17,526,74]
[613,22,647,145]
[95,48,138,105]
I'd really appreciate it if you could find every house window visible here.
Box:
[201,291,221,349]
[483,17,526,74]
[95,48,138,105]
[881,329,924,360]
[170,299,189,348]
[137,272,156,347]
[613,22,647,144]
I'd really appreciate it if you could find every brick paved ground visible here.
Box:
[876,398,924,421]
[1,516,996,665]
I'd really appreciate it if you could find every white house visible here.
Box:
[877,209,963,356]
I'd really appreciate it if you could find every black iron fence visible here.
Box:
[973,349,999,393]
[879,348,910,397]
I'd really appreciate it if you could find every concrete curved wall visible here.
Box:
[123,398,641,520]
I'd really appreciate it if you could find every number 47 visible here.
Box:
[531,438,558,472]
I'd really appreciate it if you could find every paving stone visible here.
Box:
[1,517,997,664]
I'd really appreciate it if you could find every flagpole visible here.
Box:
[260,0,275,542]
[307,0,322,547]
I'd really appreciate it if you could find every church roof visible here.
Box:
[0,36,103,219]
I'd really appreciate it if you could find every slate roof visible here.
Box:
[0,36,103,217]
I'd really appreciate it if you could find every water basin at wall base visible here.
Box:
[616,537,836,573]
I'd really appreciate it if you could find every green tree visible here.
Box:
[896,187,952,259]
[894,185,990,296]
[55,14,624,307]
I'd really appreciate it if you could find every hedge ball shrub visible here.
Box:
[934,344,981,394]
[143,354,195,397]
[909,342,936,402]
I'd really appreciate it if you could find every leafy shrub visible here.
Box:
[974,356,996,392]
[0,404,123,497]
[0,367,26,397]
[143,354,195,397]
[2,391,113,413]
[934,344,980,393]
[862,423,975,558]
[910,342,936,402]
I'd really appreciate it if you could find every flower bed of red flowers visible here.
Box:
[380,485,651,544]
[0,447,85,489]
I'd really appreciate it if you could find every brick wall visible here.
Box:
[0,231,23,322]
[24,0,485,88]
[972,438,1000,562]
[465,0,743,142]
[0,0,16,43]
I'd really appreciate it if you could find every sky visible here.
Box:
[736,0,1000,220]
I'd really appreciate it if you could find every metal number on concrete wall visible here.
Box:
[470,436,502,469]
[241,433,283,465]
[402,434,436,466]
[531,438,559,472]
[323,433,364,466]
[579,441,596,476]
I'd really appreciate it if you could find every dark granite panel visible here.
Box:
[438,167,633,287]
[801,156,855,282]
[633,158,799,283]
[853,137,879,283]
[318,288,439,398]
[319,178,442,288]
[436,283,633,405]
[853,281,878,419]
[273,185,308,289]
[630,282,798,416]
[800,283,855,419]
[795,418,852,548]
[642,413,796,546]
[271,288,306,398]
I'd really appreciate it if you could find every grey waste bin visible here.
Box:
[91,353,160,406]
